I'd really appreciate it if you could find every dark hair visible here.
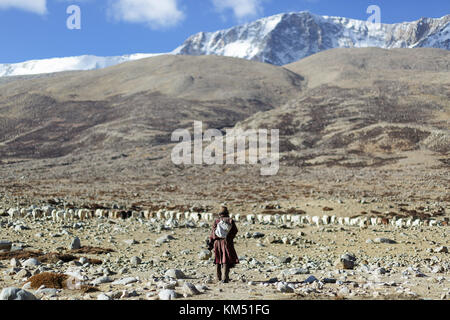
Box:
[219,206,229,217]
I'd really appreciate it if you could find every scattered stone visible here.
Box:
[435,246,448,253]
[112,277,138,285]
[14,225,29,231]
[120,290,138,299]
[158,281,177,290]
[402,267,427,278]
[266,278,279,284]
[79,257,88,265]
[432,266,444,274]
[374,268,387,275]
[70,237,81,250]
[165,269,186,279]
[156,235,175,244]
[10,258,21,268]
[22,258,41,268]
[264,235,280,244]
[119,268,128,275]
[103,268,114,276]
[322,278,337,284]
[8,267,20,275]
[73,223,83,229]
[304,275,319,284]
[277,282,294,293]
[278,257,292,264]
[36,288,58,296]
[92,276,113,285]
[336,257,354,270]
[16,269,31,279]
[336,253,356,270]
[130,256,142,265]
[0,240,12,251]
[159,289,179,300]
[123,239,138,245]
[341,253,356,262]
[195,284,209,292]
[21,282,32,290]
[0,287,37,300]
[97,293,112,300]
[198,250,212,261]
[252,232,265,239]
[183,282,200,295]
[373,238,397,244]
[285,268,309,275]
[338,287,350,296]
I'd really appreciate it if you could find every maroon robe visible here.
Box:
[209,216,239,267]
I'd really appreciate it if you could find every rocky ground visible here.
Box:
[0,149,448,301]
[0,199,449,300]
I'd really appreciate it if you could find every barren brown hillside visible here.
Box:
[0,48,448,212]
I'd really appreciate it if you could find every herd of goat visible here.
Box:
[2,206,447,228]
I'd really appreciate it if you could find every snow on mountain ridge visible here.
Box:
[1,12,448,77]
[0,53,163,77]
[175,12,450,65]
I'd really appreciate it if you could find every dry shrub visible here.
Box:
[28,272,69,289]
[68,246,114,255]
[80,285,99,293]
[38,253,78,264]
[88,258,103,265]
[0,250,43,261]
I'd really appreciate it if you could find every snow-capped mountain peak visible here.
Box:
[1,12,448,77]
[174,12,450,65]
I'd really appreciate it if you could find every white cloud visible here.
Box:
[212,0,263,20]
[109,0,184,29]
[0,0,47,15]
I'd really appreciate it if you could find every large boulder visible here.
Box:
[0,287,37,300]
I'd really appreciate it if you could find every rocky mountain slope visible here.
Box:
[0,55,303,160]
[0,47,447,173]
[235,48,449,167]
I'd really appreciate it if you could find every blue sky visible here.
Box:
[0,0,448,63]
